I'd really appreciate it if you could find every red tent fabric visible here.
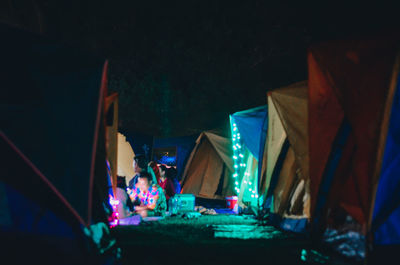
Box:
[308,35,399,227]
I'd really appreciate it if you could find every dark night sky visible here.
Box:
[1,1,399,137]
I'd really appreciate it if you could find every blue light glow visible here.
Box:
[158,155,177,166]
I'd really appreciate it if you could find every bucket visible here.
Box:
[226,196,238,210]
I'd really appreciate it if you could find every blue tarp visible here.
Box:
[231,106,268,161]
[372,72,400,245]
[268,212,308,233]
[153,134,198,181]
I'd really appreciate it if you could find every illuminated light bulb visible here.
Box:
[249,182,252,185]
[233,123,237,127]
[244,180,247,184]
[233,156,237,159]
[234,165,238,168]
[233,173,238,177]
[255,195,259,198]
[233,146,237,150]
[233,127,237,131]
[249,188,252,191]
[251,195,255,198]
[239,154,243,157]
[252,190,256,194]
[235,181,238,185]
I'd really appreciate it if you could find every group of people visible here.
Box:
[114,154,181,219]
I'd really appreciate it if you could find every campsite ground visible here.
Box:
[112,215,354,265]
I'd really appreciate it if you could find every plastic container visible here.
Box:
[169,194,195,214]
[226,196,238,210]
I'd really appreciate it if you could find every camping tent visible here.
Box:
[117,132,136,186]
[308,35,400,261]
[230,106,268,208]
[181,131,235,199]
[260,81,310,233]
[0,24,112,263]
[153,134,198,181]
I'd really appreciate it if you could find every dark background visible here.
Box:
[1,0,398,137]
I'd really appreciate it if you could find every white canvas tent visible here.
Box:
[117,132,136,186]
[181,131,235,199]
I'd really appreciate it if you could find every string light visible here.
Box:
[231,116,242,196]
[108,195,120,228]
[230,116,256,205]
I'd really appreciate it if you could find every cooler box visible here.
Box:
[169,194,195,214]
[226,196,238,210]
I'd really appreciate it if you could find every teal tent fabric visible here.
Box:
[231,105,268,161]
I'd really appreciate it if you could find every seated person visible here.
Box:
[129,154,157,189]
[115,176,133,219]
[159,165,176,201]
[167,166,181,194]
[149,161,162,183]
[127,171,166,218]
